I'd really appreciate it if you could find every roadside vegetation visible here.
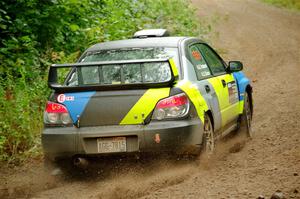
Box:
[0,0,211,163]
[262,0,300,11]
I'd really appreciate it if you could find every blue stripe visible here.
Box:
[233,71,250,101]
[62,91,96,123]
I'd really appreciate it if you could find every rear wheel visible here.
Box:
[202,114,215,155]
[239,92,253,138]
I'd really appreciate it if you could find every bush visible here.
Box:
[0,0,211,162]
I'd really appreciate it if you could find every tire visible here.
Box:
[239,91,253,138]
[202,114,215,155]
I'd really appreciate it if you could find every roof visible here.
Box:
[86,37,188,52]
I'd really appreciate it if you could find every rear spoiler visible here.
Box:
[48,59,179,93]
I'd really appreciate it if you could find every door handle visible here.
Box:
[205,85,211,93]
[221,79,226,87]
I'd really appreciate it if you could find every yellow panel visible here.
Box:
[176,81,208,123]
[169,58,179,78]
[208,74,239,126]
[224,74,241,118]
[239,100,244,114]
[208,77,225,126]
[120,88,170,125]
[208,77,226,107]
[222,102,239,121]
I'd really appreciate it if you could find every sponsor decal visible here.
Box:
[227,81,239,104]
[57,94,65,103]
[201,71,211,77]
[196,64,208,70]
[57,94,74,103]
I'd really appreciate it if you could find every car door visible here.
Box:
[197,43,239,127]
[186,43,222,131]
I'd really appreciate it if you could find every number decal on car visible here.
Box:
[192,50,202,61]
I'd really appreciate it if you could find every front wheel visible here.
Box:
[239,92,253,138]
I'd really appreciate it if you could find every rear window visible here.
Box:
[66,47,178,86]
[66,62,172,86]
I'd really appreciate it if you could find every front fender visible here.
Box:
[233,71,252,114]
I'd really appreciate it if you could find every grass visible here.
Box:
[261,0,300,11]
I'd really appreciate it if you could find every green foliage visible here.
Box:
[261,0,300,11]
[0,79,48,162]
[0,0,211,162]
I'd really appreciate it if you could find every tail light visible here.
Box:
[152,93,190,120]
[44,101,72,125]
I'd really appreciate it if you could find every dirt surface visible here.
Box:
[1,0,300,198]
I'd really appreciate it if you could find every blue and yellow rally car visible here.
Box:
[42,29,253,165]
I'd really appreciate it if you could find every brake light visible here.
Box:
[44,101,72,125]
[152,93,189,120]
[46,102,68,113]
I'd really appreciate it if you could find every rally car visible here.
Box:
[42,29,253,165]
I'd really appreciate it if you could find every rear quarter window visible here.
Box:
[188,44,212,80]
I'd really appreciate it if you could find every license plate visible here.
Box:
[97,137,126,153]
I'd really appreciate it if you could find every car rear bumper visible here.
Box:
[42,118,204,160]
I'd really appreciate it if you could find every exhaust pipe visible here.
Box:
[73,157,89,169]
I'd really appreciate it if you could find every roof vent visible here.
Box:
[133,29,170,38]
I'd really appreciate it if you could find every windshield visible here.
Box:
[80,47,179,64]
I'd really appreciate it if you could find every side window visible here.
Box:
[197,44,226,75]
[188,44,212,80]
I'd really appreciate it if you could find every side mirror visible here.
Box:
[228,61,243,72]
